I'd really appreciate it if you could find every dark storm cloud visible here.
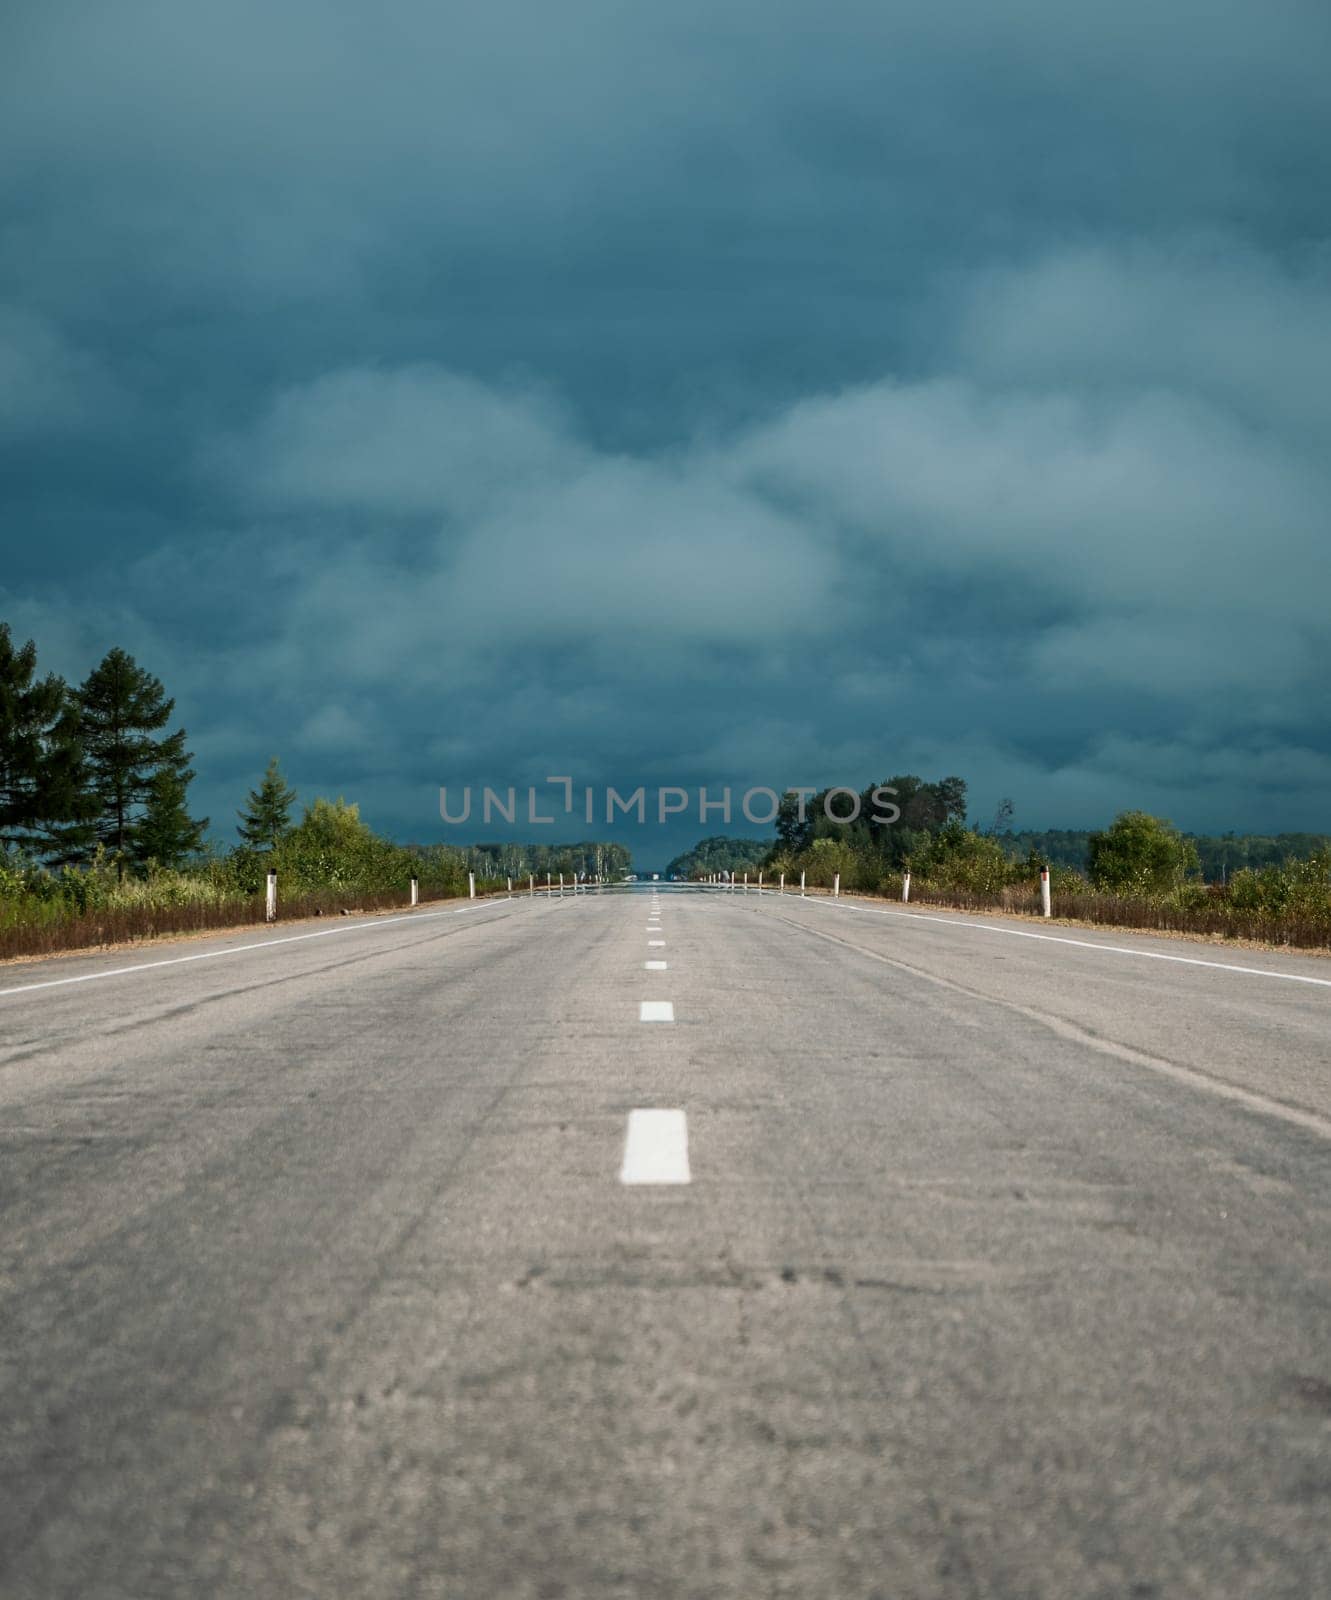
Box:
[1,0,1329,853]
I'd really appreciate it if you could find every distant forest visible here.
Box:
[665,836,772,880]
[668,825,1331,885]
[1005,830,1331,881]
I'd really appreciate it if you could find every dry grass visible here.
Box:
[0,882,505,964]
[863,884,1331,952]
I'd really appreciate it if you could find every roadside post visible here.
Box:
[468,871,475,899]
[265,870,277,922]
[902,872,911,903]
[1041,867,1052,918]
[410,876,419,907]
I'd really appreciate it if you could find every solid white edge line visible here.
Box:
[782,902,1331,1141]
[790,895,1331,990]
[0,900,514,999]
[620,1108,690,1184]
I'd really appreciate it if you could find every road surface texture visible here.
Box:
[1,885,1328,1599]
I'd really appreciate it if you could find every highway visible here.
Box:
[1,885,1328,1598]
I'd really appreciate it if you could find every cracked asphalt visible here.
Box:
[1,885,1328,1598]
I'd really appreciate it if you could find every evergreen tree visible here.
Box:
[77,647,198,871]
[237,757,297,850]
[0,623,94,858]
[30,698,97,865]
[136,768,209,870]
[136,767,209,866]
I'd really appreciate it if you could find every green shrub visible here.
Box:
[1087,812,1200,896]
[914,822,1014,895]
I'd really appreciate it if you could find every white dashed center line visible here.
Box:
[645,959,668,970]
[620,1109,691,1184]
[648,940,665,947]
[639,1000,675,1022]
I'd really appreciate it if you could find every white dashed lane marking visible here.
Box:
[620,1109,690,1185]
[639,1000,675,1022]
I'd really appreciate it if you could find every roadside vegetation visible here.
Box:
[666,836,772,881]
[1002,827,1331,881]
[0,624,625,960]
[7,617,1326,958]
[685,780,1331,951]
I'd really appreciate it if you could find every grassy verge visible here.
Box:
[816,882,1331,952]
[0,881,514,964]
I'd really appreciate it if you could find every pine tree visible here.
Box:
[136,767,209,867]
[236,757,297,850]
[30,697,97,865]
[0,623,94,858]
[77,647,200,872]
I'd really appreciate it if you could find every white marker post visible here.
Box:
[902,872,911,903]
[1041,867,1052,919]
[833,873,840,898]
[779,872,785,894]
[265,869,277,923]
[743,872,749,893]
[507,876,512,898]
[758,871,763,893]
[410,876,419,907]
[559,872,564,898]
[529,874,535,897]
[800,870,806,897]
[468,871,475,899]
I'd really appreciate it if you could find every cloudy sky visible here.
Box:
[2,0,1329,860]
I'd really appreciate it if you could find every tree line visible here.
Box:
[668,778,1328,912]
[665,836,772,879]
[0,625,207,874]
[1,622,637,901]
[1004,828,1331,881]
[466,840,633,882]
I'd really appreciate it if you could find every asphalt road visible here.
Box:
[1,885,1328,1599]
